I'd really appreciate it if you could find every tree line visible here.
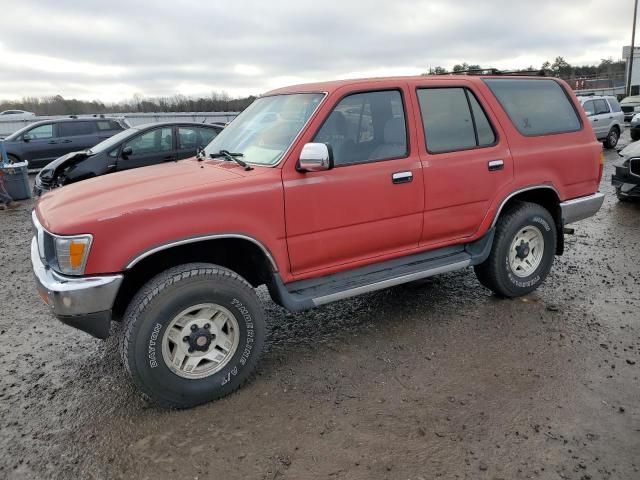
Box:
[0,92,257,116]
[424,57,626,79]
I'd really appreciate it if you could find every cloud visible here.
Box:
[0,0,631,101]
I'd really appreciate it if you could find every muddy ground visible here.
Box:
[1,137,639,480]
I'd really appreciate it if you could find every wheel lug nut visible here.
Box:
[191,324,198,331]
[183,336,189,342]
[204,323,211,329]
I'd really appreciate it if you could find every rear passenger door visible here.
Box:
[57,121,99,153]
[176,126,219,160]
[414,85,513,246]
[117,126,175,170]
[592,99,613,137]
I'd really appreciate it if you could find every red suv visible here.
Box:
[31,75,604,408]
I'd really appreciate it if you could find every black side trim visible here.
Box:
[268,228,495,312]
[57,311,112,339]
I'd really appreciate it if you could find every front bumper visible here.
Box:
[559,192,605,225]
[31,238,123,338]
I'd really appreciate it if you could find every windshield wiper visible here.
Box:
[209,150,253,171]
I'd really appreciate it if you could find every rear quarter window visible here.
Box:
[608,97,622,113]
[484,79,581,136]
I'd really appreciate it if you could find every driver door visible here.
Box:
[117,127,175,170]
[283,87,424,277]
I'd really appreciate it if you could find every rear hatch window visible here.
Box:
[484,79,581,136]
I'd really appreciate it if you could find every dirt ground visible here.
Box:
[1,136,639,480]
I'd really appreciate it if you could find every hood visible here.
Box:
[621,96,640,106]
[38,150,92,181]
[37,159,249,234]
[618,141,640,161]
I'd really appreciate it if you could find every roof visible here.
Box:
[130,121,223,130]
[263,74,559,96]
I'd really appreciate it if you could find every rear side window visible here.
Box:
[594,99,610,115]
[417,87,496,153]
[58,121,94,137]
[96,120,124,131]
[608,97,622,113]
[484,79,581,136]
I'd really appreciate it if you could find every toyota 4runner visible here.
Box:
[31,75,605,408]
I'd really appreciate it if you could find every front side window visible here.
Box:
[27,124,54,139]
[178,127,219,149]
[417,87,495,153]
[123,127,173,156]
[58,122,94,137]
[485,79,581,136]
[583,100,596,116]
[204,93,324,165]
[313,90,407,166]
[594,99,610,115]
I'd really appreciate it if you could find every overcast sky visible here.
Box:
[0,0,634,102]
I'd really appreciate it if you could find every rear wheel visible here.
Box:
[475,202,557,297]
[120,263,266,408]
[603,127,619,149]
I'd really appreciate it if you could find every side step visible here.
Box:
[268,228,494,312]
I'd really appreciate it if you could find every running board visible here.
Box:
[268,229,494,312]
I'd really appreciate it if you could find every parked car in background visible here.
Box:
[0,109,36,116]
[34,122,222,194]
[620,95,640,122]
[2,117,127,168]
[612,140,640,201]
[578,95,624,148]
[629,113,640,141]
[31,75,604,408]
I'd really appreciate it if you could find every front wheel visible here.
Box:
[475,202,557,297]
[120,263,266,408]
[631,129,640,142]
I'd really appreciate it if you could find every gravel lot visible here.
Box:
[1,137,639,480]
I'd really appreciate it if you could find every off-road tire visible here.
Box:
[120,263,266,409]
[474,201,557,297]
[603,127,620,149]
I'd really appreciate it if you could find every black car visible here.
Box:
[2,117,127,168]
[612,141,640,201]
[34,122,222,195]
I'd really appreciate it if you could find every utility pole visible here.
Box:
[628,0,638,96]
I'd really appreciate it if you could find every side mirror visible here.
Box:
[297,143,333,172]
[121,146,133,158]
[22,134,31,142]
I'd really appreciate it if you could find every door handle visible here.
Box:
[593,118,599,122]
[61,140,72,143]
[392,171,413,184]
[488,159,504,172]
[47,141,57,144]
[163,156,176,161]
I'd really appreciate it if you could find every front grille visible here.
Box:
[631,158,640,177]
[622,106,635,113]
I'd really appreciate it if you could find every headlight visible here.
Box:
[634,106,640,112]
[53,235,92,275]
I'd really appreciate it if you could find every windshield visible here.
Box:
[88,128,138,154]
[204,93,324,165]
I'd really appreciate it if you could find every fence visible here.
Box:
[0,112,239,137]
